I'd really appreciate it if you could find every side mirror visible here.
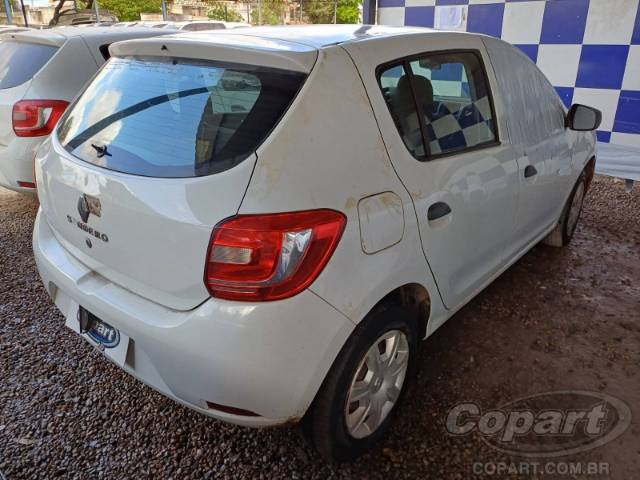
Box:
[566,104,602,131]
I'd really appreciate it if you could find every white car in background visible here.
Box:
[0,26,31,36]
[0,26,174,194]
[111,20,249,30]
[112,21,170,28]
[164,20,250,31]
[33,26,600,461]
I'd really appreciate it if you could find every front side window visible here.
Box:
[57,56,305,178]
[0,41,58,89]
[379,51,497,159]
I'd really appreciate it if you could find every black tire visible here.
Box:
[561,171,588,245]
[543,171,588,248]
[303,303,418,462]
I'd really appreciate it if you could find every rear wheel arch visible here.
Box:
[302,282,432,424]
[302,299,421,461]
[367,282,432,340]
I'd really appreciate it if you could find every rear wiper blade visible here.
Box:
[91,143,112,158]
[67,86,211,151]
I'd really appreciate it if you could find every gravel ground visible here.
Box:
[1,176,639,479]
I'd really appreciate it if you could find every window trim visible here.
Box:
[376,48,501,162]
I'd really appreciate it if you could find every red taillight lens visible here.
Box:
[12,100,69,137]
[205,209,346,301]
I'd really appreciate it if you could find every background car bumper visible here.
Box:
[0,136,43,194]
[33,209,355,427]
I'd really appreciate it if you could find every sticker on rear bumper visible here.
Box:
[78,308,120,348]
[87,321,120,348]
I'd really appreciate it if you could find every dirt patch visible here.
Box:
[0,175,638,479]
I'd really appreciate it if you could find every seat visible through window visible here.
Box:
[379,51,497,159]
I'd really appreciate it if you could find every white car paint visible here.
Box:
[0,27,175,194]
[358,192,405,254]
[33,25,596,427]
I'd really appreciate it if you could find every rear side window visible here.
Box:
[380,64,425,159]
[0,41,58,89]
[57,57,305,178]
[379,51,497,159]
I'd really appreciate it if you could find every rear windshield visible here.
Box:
[57,56,305,178]
[0,41,58,89]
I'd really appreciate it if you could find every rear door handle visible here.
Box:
[427,202,452,221]
[524,165,538,178]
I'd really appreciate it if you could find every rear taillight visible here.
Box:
[12,100,69,137]
[205,209,346,301]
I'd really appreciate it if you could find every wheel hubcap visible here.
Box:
[345,330,409,439]
[567,181,585,235]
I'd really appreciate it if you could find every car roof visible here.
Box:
[201,24,438,49]
[109,25,456,74]
[1,26,170,47]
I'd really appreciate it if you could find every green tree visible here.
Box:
[303,0,331,23]
[207,2,243,22]
[50,0,162,23]
[336,0,360,23]
[250,0,285,25]
[304,0,361,24]
[95,0,162,21]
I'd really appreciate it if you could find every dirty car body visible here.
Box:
[32,25,599,460]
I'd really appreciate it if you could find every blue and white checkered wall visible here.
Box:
[377,0,640,152]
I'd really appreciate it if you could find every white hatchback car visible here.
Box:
[33,26,600,461]
[0,27,174,194]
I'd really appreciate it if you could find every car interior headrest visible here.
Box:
[393,74,434,108]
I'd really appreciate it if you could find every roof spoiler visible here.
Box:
[109,34,318,73]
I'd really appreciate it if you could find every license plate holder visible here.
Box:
[72,307,130,367]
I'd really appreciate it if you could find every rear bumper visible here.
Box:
[0,136,43,195]
[33,210,354,427]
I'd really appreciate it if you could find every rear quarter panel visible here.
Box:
[239,45,446,331]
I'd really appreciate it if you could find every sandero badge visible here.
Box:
[67,193,109,244]
[77,193,101,223]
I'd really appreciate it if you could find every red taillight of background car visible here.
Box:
[205,209,347,301]
[12,100,69,137]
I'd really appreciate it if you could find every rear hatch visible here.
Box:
[38,37,313,311]
[0,39,60,148]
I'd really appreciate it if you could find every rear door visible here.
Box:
[346,34,520,309]
[37,52,309,311]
